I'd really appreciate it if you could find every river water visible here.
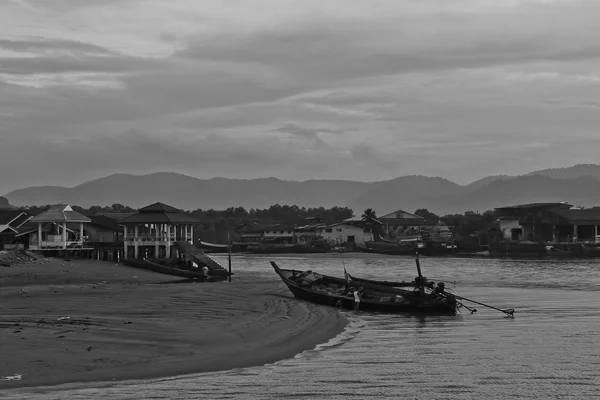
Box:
[4,253,600,399]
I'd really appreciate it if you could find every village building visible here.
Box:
[318,216,380,246]
[378,209,428,238]
[120,202,200,259]
[235,222,297,244]
[0,210,32,250]
[15,205,92,252]
[494,202,600,243]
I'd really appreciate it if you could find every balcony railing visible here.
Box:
[30,239,89,250]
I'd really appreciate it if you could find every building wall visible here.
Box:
[498,218,522,240]
[263,230,294,239]
[319,224,373,245]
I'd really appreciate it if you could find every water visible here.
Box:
[4,254,600,399]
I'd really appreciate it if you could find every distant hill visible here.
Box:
[5,165,600,215]
[527,164,600,180]
[463,175,516,192]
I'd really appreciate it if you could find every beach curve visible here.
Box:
[0,259,348,390]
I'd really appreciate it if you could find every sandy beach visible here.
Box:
[0,258,347,389]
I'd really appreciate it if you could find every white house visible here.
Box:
[318,222,374,245]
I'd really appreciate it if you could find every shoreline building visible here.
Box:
[0,210,32,250]
[17,205,92,252]
[120,202,200,259]
[494,202,600,243]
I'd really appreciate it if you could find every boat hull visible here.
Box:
[271,262,456,315]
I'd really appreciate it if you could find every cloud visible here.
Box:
[3,0,600,193]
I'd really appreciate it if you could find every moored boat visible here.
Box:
[346,273,418,288]
[270,261,457,315]
[122,258,227,281]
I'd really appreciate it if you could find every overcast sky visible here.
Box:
[1,0,600,193]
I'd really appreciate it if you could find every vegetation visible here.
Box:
[361,208,383,238]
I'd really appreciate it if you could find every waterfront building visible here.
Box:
[378,209,427,238]
[120,202,200,259]
[318,216,381,246]
[0,210,31,250]
[17,205,92,251]
[494,202,600,243]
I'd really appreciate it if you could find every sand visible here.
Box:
[0,258,348,389]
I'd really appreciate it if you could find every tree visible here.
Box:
[362,208,383,238]
[414,208,439,224]
[362,208,377,221]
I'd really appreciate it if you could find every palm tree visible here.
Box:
[361,208,382,239]
[361,208,377,222]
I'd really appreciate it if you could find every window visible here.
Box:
[336,228,342,232]
[325,228,332,233]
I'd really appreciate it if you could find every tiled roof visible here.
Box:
[120,202,199,225]
[139,202,182,213]
[92,212,136,221]
[379,209,425,221]
[29,205,91,223]
[0,210,25,225]
[120,213,200,224]
[10,213,32,228]
[15,222,52,237]
[495,202,571,210]
[0,225,18,234]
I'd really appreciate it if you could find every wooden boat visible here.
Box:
[343,254,516,317]
[270,261,457,315]
[122,258,227,281]
[346,272,418,288]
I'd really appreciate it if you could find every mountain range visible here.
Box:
[4,164,600,215]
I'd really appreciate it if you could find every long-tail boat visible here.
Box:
[270,261,457,315]
[345,253,516,317]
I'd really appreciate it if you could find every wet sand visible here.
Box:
[0,259,347,389]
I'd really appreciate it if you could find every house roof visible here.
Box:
[548,209,600,223]
[379,209,425,221]
[341,216,384,225]
[495,202,572,211]
[10,213,32,228]
[29,205,91,223]
[0,225,18,234]
[87,215,124,232]
[120,202,199,225]
[0,210,27,225]
[139,202,182,213]
[92,212,136,221]
[15,222,53,237]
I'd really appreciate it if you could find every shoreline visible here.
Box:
[0,259,348,390]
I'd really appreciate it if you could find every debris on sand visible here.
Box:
[0,250,51,267]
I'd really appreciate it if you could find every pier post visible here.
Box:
[134,225,139,259]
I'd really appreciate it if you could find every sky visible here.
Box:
[2,0,600,194]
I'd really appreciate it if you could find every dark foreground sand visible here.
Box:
[0,259,347,389]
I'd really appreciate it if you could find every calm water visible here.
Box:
[4,253,600,399]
